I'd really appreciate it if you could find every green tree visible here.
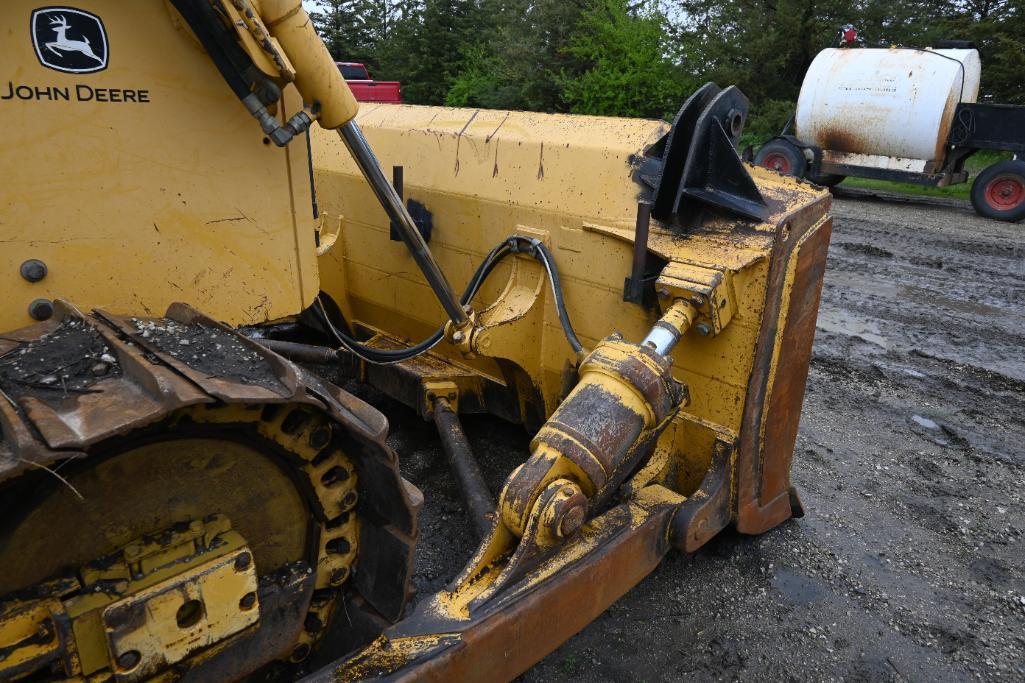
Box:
[310,0,395,68]
[309,0,1025,116]
[375,0,483,104]
[447,0,596,112]
[560,0,696,119]
[938,0,1024,104]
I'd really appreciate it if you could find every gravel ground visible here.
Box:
[379,196,1025,682]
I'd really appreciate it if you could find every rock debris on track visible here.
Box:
[374,196,1025,682]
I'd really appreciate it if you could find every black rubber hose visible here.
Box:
[169,0,255,100]
[318,234,583,363]
[315,241,513,364]
[531,240,583,354]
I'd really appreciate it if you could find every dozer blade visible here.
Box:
[303,193,831,681]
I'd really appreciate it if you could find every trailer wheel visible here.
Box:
[755,140,807,177]
[971,160,1025,222]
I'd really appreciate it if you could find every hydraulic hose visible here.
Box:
[316,235,583,364]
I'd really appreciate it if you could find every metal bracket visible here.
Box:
[637,83,768,225]
[622,202,654,305]
[389,166,433,243]
[315,213,342,257]
[101,547,258,682]
[655,262,737,337]
[63,516,258,679]
[422,379,459,417]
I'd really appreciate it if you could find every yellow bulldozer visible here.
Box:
[0,1,832,680]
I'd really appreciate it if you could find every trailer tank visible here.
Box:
[795,48,981,162]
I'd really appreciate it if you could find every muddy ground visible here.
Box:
[376,196,1025,682]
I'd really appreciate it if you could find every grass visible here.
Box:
[743,130,1013,201]
[559,654,578,675]
[835,150,1011,201]
[836,149,1012,199]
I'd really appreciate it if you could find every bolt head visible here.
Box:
[308,426,332,450]
[330,567,349,586]
[20,259,47,283]
[543,481,588,540]
[695,322,712,337]
[340,490,358,511]
[452,330,465,343]
[117,650,141,671]
[239,592,257,610]
[558,504,586,538]
[28,298,54,321]
[234,552,252,572]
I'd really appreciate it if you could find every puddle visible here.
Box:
[911,415,939,430]
[771,568,827,605]
[815,308,890,349]
[900,284,1004,319]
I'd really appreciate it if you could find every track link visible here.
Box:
[0,301,418,679]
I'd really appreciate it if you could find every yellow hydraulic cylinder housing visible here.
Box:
[1,0,321,333]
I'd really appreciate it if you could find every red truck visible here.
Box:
[336,62,402,104]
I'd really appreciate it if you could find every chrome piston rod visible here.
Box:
[641,299,699,356]
[338,121,469,327]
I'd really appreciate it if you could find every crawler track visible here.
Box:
[0,302,416,680]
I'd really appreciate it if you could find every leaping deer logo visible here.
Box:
[31,7,108,73]
[44,14,102,64]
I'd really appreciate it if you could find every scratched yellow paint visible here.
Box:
[0,0,320,333]
[312,104,825,438]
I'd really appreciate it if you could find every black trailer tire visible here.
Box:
[755,140,808,178]
[971,160,1025,222]
[808,173,846,188]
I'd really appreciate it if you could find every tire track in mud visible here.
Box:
[818,201,1025,384]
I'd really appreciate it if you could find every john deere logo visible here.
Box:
[31,7,108,74]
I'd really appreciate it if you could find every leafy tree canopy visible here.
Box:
[311,0,1025,120]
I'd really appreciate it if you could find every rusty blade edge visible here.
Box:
[303,492,679,683]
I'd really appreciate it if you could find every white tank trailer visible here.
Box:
[755,45,1025,222]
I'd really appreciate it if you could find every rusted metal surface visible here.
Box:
[517,336,685,513]
[819,128,866,155]
[796,47,981,163]
[432,397,494,539]
[304,489,681,683]
[346,329,530,426]
[670,436,737,553]
[735,204,832,534]
[255,338,343,365]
